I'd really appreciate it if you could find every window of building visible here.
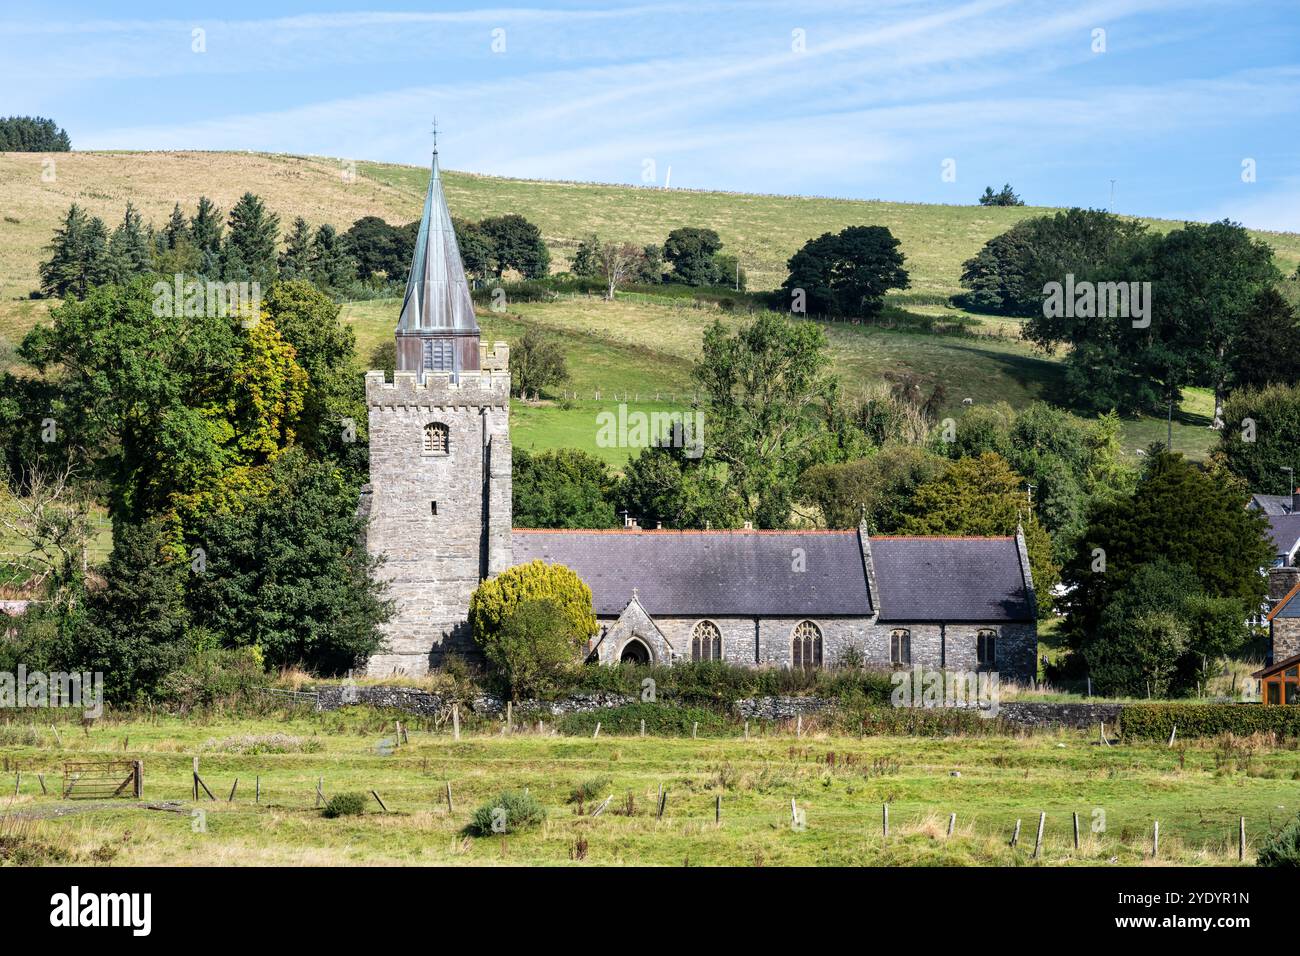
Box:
[890,629,910,666]
[977,629,997,669]
[691,620,722,662]
[792,620,822,669]
[423,422,449,455]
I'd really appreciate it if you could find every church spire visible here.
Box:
[395,130,480,381]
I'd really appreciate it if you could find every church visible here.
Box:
[359,149,1039,681]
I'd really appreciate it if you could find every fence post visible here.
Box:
[256,776,260,805]
[452,704,460,741]
[445,781,454,814]
[1239,816,1246,862]
[1011,818,1021,847]
[1033,812,1046,859]
[947,813,956,837]
[716,794,721,826]
[883,803,889,837]
[1152,821,1159,858]
[133,760,143,800]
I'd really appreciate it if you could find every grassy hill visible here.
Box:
[5,150,1298,466]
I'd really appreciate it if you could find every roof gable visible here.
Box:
[870,536,1033,621]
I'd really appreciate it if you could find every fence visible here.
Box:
[62,759,142,799]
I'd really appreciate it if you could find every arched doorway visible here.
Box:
[620,637,652,665]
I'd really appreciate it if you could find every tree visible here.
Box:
[221,192,280,284]
[279,217,313,280]
[308,223,357,292]
[570,234,601,278]
[1228,288,1300,391]
[596,240,644,300]
[781,225,909,318]
[189,197,224,275]
[480,214,549,279]
[510,328,569,399]
[0,115,70,151]
[616,425,740,530]
[1215,383,1300,492]
[263,280,366,482]
[662,227,722,286]
[186,448,391,673]
[513,448,618,529]
[692,312,839,526]
[71,517,189,703]
[38,204,111,298]
[345,215,417,282]
[978,184,1025,206]
[799,444,945,531]
[468,560,598,650]
[899,452,1059,602]
[480,599,585,700]
[107,202,153,283]
[163,203,189,250]
[0,459,93,599]
[1060,450,1272,646]
[955,219,1038,314]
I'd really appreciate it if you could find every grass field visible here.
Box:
[2,710,1295,866]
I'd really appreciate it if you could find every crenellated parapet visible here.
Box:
[480,340,510,371]
[366,365,510,409]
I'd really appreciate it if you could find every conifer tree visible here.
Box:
[38,203,111,298]
[222,192,280,283]
[279,217,313,280]
[308,223,357,292]
[189,196,224,276]
[108,202,153,282]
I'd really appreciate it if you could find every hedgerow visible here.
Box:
[556,702,730,737]
[1121,703,1300,739]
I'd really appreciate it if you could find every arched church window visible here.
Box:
[423,422,450,455]
[977,629,997,669]
[792,620,822,669]
[691,620,722,662]
[890,629,911,666]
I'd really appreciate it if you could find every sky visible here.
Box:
[4,0,1299,230]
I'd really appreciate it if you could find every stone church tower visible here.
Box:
[362,146,512,675]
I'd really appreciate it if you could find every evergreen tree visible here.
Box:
[308,223,357,292]
[163,203,189,250]
[570,234,601,278]
[107,202,153,283]
[38,203,111,298]
[279,217,313,280]
[0,115,71,151]
[189,196,224,276]
[221,192,279,283]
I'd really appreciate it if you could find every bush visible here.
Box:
[322,792,367,818]
[157,645,269,709]
[1121,704,1300,739]
[480,599,584,701]
[1257,815,1300,867]
[469,560,596,648]
[564,660,895,707]
[568,776,612,804]
[556,702,731,737]
[838,705,1004,736]
[469,790,546,835]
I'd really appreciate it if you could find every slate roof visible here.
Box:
[1266,515,1300,562]
[1268,583,1300,621]
[509,529,1034,622]
[511,529,871,616]
[1250,493,1296,516]
[871,536,1032,621]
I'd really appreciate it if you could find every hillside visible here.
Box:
[4,150,1297,466]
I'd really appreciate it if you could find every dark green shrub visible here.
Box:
[838,705,1003,736]
[556,702,730,737]
[469,790,546,835]
[322,792,367,818]
[1121,704,1300,739]
[1257,815,1300,867]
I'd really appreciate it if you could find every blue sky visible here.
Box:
[5,0,1299,230]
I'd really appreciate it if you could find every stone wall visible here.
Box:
[315,686,1121,730]
[1273,617,1300,662]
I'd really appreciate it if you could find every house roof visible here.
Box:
[511,528,872,617]
[1250,493,1295,516]
[1252,652,1300,680]
[1266,514,1300,561]
[509,529,1034,622]
[870,536,1033,622]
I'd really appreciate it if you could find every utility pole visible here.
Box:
[1283,467,1295,499]
[1109,179,1116,211]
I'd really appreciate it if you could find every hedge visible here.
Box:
[1121,704,1300,739]
[556,702,731,737]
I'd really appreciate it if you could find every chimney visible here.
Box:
[624,515,639,529]
[1269,565,1300,603]
[743,520,753,530]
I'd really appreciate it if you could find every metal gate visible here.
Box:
[62,760,142,799]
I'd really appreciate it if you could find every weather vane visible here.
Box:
[431,117,438,151]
